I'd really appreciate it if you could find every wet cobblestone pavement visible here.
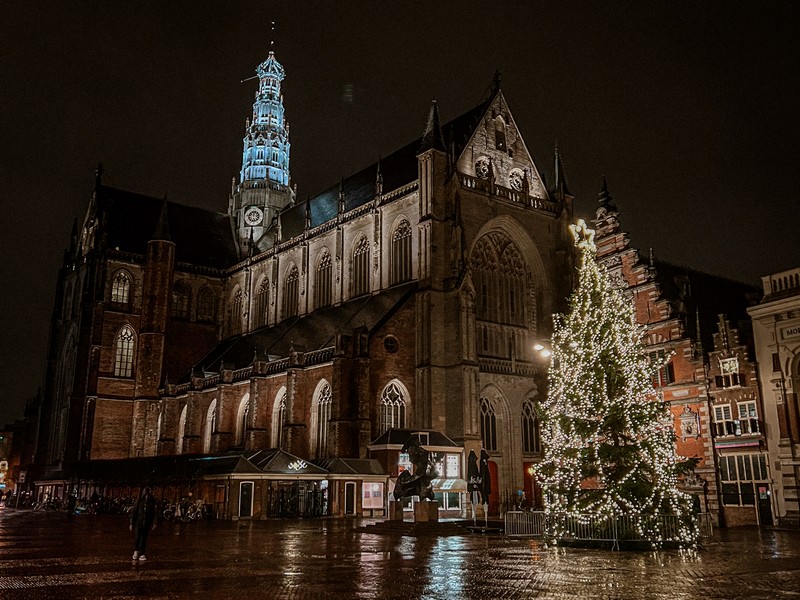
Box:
[0,508,798,599]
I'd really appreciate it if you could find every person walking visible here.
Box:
[129,487,157,563]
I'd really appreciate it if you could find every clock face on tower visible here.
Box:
[244,206,263,226]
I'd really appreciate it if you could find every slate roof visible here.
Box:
[369,428,462,448]
[96,185,238,269]
[279,92,496,241]
[312,458,387,476]
[652,260,760,351]
[181,281,416,379]
[236,449,328,475]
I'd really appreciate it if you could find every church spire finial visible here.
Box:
[420,100,445,152]
[270,20,276,53]
[597,175,617,212]
[553,142,571,197]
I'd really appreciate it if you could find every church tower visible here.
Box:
[229,47,294,256]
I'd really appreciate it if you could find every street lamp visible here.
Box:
[533,342,551,360]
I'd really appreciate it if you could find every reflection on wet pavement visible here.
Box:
[0,508,798,599]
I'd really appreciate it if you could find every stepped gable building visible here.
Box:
[591,179,760,526]
[706,315,772,526]
[35,49,578,516]
[749,267,800,526]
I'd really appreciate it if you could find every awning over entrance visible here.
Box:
[431,478,467,492]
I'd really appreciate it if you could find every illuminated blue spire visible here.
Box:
[240,50,290,188]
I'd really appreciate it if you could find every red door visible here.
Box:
[488,460,499,515]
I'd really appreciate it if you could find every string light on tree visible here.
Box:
[535,219,698,549]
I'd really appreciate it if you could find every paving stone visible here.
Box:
[0,508,798,599]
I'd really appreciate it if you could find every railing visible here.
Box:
[762,266,800,296]
[304,347,335,366]
[505,511,546,537]
[457,172,559,216]
[504,511,707,545]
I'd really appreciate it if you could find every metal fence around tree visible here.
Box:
[505,511,711,546]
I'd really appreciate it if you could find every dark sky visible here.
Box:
[1,2,798,425]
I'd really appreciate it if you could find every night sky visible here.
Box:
[1,2,798,425]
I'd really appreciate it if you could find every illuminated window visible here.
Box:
[737,401,759,435]
[236,395,250,446]
[203,400,217,454]
[352,236,370,298]
[254,278,269,328]
[480,396,497,451]
[171,280,191,319]
[717,358,742,388]
[283,266,299,319]
[315,252,332,309]
[713,404,735,436]
[380,381,406,433]
[313,382,332,458]
[111,271,131,305]
[521,399,540,454]
[197,286,216,322]
[719,454,768,507]
[176,404,187,454]
[272,390,286,448]
[390,220,412,285]
[113,325,135,377]
[648,350,674,387]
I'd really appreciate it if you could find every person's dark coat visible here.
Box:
[130,493,157,531]
[479,449,492,504]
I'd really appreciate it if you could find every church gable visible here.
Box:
[455,91,549,201]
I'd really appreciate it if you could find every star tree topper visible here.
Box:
[569,219,596,253]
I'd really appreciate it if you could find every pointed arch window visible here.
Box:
[315,252,333,309]
[380,381,406,434]
[176,405,187,454]
[197,286,216,322]
[521,399,540,454]
[352,236,370,298]
[391,219,413,285]
[111,271,131,305]
[171,280,191,319]
[236,395,250,446]
[313,382,332,458]
[283,266,299,319]
[272,390,287,448]
[229,289,243,335]
[113,325,135,377]
[480,396,497,451]
[203,400,217,454]
[254,279,269,328]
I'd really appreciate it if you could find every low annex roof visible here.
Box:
[369,428,462,449]
[181,281,416,380]
[312,458,387,476]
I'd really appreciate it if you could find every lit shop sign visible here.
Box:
[287,460,308,471]
[783,325,800,340]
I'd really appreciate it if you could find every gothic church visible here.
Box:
[37,49,579,510]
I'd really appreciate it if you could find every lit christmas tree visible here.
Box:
[536,219,697,548]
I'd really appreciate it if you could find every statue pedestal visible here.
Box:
[388,501,404,521]
[413,500,440,523]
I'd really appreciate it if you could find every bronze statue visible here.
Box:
[392,435,437,502]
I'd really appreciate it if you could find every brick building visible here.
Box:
[707,315,773,526]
